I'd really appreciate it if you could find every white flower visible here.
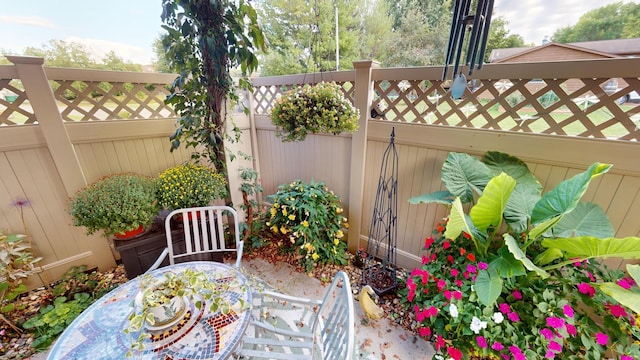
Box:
[492,312,504,324]
[470,316,487,334]
[434,356,444,360]
[449,303,459,318]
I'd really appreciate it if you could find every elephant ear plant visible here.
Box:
[406,151,640,359]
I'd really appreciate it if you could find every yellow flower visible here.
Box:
[290,236,295,244]
[280,226,288,234]
[288,214,295,221]
[336,230,344,238]
[333,238,340,245]
[282,208,288,216]
[271,225,279,234]
[270,207,277,216]
[302,220,309,227]
[336,207,343,214]
[311,253,319,261]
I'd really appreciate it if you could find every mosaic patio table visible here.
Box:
[47,261,251,360]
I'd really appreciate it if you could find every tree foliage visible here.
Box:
[484,17,526,61]
[258,0,369,75]
[552,2,640,42]
[2,40,141,71]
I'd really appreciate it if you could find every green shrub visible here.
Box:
[69,173,158,236]
[156,163,227,210]
[266,180,349,272]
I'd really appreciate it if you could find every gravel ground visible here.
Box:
[2,244,416,360]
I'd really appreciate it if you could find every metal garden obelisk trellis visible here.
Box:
[362,127,398,295]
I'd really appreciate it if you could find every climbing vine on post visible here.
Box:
[160,0,265,178]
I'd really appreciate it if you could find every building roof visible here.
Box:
[488,37,640,63]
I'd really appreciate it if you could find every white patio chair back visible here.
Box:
[146,205,243,272]
[238,271,355,360]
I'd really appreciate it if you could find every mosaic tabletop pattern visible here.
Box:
[47,261,251,360]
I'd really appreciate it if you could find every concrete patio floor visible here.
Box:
[242,257,435,360]
[30,257,435,360]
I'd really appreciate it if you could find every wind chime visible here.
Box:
[443,0,495,99]
[362,127,398,295]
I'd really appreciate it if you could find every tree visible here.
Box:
[258,0,370,75]
[382,0,451,67]
[161,0,265,180]
[484,17,526,62]
[552,2,640,42]
[151,37,171,73]
[23,40,96,68]
[100,51,142,72]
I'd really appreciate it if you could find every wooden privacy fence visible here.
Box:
[1,55,639,287]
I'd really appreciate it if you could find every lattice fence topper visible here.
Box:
[362,127,398,295]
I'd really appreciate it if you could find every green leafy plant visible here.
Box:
[161,0,265,178]
[156,163,227,210]
[266,180,349,273]
[52,265,115,300]
[404,151,640,359]
[238,167,266,249]
[271,81,360,142]
[0,232,42,332]
[23,293,93,351]
[69,173,158,236]
[124,269,247,356]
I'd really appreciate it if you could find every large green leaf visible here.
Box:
[629,264,640,285]
[550,203,614,238]
[408,190,455,205]
[475,269,503,306]
[529,215,562,240]
[489,246,527,277]
[541,236,640,259]
[504,184,540,234]
[531,163,611,224]
[504,233,550,278]
[444,197,471,240]
[534,248,564,266]
[598,282,640,314]
[441,153,493,204]
[470,173,516,232]
[482,151,543,193]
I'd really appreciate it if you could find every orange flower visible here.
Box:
[467,253,476,262]
[459,248,466,255]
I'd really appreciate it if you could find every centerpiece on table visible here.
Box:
[156,163,227,211]
[270,81,359,142]
[69,173,158,239]
[124,268,247,357]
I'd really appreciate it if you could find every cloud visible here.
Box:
[67,37,154,65]
[0,15,56,29]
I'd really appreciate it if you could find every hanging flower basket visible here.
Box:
[270,81,359,142]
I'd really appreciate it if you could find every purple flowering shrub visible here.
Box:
[401,223,640,360]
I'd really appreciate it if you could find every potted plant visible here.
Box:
[270,81,360,142]
[124,268,246,356]
[69,173,158,239]
[156,163,227,211]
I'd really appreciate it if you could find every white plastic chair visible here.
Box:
[147,205,244,272]
[237,271,355,360]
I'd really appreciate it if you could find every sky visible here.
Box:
[0,0,637,65]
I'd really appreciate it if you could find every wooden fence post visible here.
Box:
[7,56,87,193]
[347,60,379,253]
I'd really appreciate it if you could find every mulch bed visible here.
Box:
[2,243,417,359]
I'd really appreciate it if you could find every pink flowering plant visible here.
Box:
[403,151,640,359]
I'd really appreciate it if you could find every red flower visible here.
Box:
[577,283,596,297]
[459,248,466,255]
[467,253,476,262]
[436,223,445,233]
[462,232,471,239]
[435,335,445,351]
[443,241,451,249]
[424,237,434,249]
[447,346,462,360]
